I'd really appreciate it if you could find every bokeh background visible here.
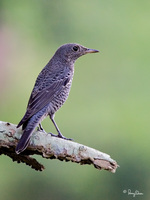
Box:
[0,0,149,199]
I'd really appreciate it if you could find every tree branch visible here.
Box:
[0,121,118,173]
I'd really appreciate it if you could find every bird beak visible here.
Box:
[85,48,99,54]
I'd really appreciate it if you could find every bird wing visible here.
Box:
[17,71,71,128]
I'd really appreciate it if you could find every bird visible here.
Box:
[15,43,99,154]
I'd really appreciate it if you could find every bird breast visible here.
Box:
[48,77,73,114]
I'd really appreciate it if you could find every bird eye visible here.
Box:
[73,45,79,51]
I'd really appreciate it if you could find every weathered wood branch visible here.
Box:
[0,121,118,173]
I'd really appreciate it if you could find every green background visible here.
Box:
[0,0,149,199]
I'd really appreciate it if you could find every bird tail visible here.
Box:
[15,114,43,154]
[15,127,33,154]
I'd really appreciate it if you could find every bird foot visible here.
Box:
[48,132,73,141]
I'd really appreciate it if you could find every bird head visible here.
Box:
[54,43,99,64]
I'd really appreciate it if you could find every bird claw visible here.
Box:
[48,132,73,141]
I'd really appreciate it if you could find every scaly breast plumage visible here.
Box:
[49,80,72,114]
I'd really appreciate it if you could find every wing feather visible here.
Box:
[17,68,72,128]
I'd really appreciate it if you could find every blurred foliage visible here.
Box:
[0,0,150,199]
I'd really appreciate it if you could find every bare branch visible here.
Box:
[0,121,118,173]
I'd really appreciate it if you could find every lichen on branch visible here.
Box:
[0,121,118,172]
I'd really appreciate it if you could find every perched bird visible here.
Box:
[16,43,99,154]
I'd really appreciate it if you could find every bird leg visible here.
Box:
[49,115,73,141]
[37,123,45,132]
